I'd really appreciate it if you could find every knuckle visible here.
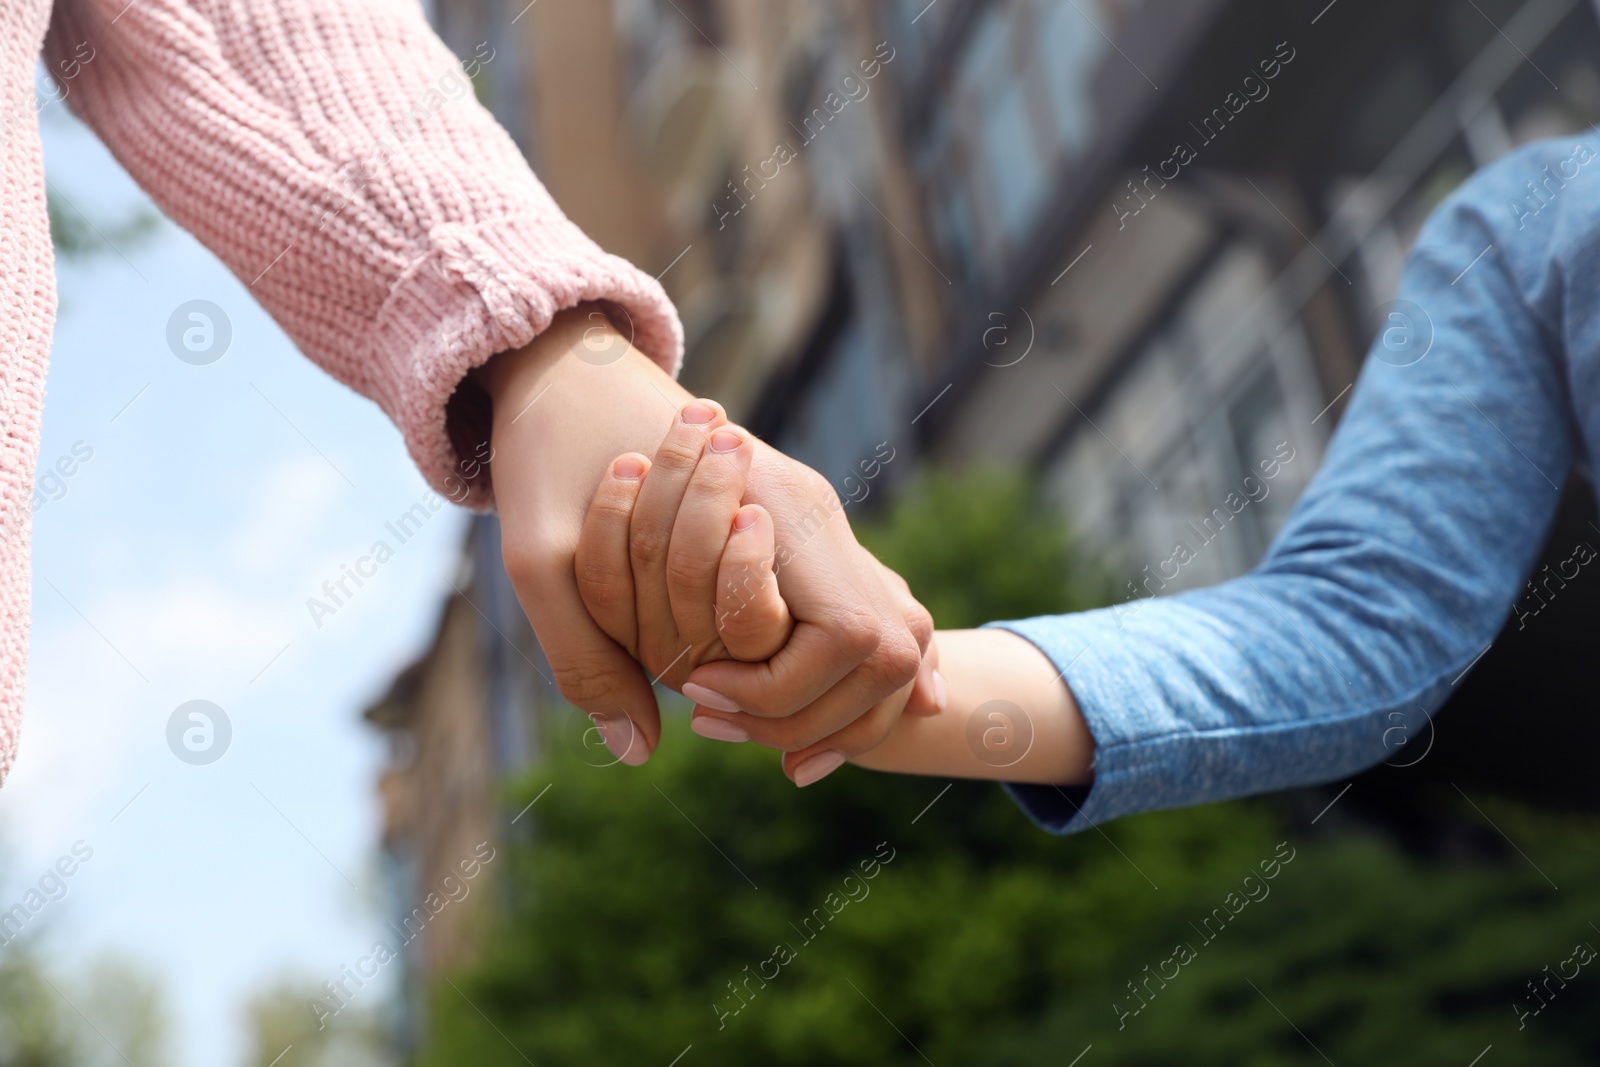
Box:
[740,596,788,637]
[591,492,638,526]
[720,620,786,662]
[664,550,715,594]
[752,606,791,645]
[874,633,922,691]
[834,606,882,662]
[630,520,671,568]
[639,645,674,683]
[654,437,704,472]
[551,653,619,708]
[716,603,759,638]
[907,604,935,649]
[800,465,832,500]
[798,467,845,518]
[690,463,741,500]
[574,563,626,614]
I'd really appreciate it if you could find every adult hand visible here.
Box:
[478,305,934,767]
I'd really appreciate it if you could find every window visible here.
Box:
[1049,242,1316,583]
[777,318,902,495]
[912,0,1133,279]
[979,79,1051,242]
[1037,0,1106,158]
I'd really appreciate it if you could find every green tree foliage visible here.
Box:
[240,979,387,1067]
[0,946,169,1066]
[416,470,1600,1066]
[46,193,159,263]
[854,469,1115,629]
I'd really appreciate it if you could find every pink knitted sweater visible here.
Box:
[0,0,684,784]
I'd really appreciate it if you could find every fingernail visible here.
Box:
[732,506,759,532]
[682,682,741,713]
[598,716,649,766]
[613,455,646,479]
[682,401,717,425]
[691,715,750,743]
[933,670,948,713]
[793,751,846,788]
[710,429,741,453]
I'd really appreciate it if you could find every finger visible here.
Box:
[683,620,865,718]
[666,426,754,651]
[692,614,920,751]
[689,709,753,744]
[869,559,939,715]
[682,442,916,719]
[630,399,727,674]
[505,546,660,765]
[904,635,946,717]
[687,675,915,782]
[684,549,920,718]
[574,453,650,655]
[781,682,914,786]
[714,504,793,661]
[869,554,935,658]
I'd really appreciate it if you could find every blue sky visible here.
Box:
[0,91,469,1064]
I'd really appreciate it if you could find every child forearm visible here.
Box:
[849,629,1096,785]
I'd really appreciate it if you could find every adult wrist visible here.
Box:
[481,307,693,555]
[476,302,612,408]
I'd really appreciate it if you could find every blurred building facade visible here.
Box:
[368,0,1600,1047]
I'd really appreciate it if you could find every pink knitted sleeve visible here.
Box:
[43,0,684,509]
[0,1,56,785]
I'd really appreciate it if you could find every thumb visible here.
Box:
[716,504,794,661]
[512,561,662,766]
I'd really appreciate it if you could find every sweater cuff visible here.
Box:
[369,212,684,511]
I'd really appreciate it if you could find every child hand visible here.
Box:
[582,458,795,665]
[574,415,792,677]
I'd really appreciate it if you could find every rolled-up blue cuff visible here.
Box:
[985,614,1156,836]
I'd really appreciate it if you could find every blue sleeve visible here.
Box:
[995,137,1591,835]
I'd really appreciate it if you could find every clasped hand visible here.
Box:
[482,306,1089,789]
[573,398,942,785]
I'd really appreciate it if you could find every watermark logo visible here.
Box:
[573,307,635,367]
[981,308,1035,368]
[1381,706,1435,768]
[166,300,232,365]
[964,699,1034,768]
[1373,299,1432,367]
[557,707,638,768]
[166,700,231,765]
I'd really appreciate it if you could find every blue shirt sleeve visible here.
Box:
[994,136,1592,835]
